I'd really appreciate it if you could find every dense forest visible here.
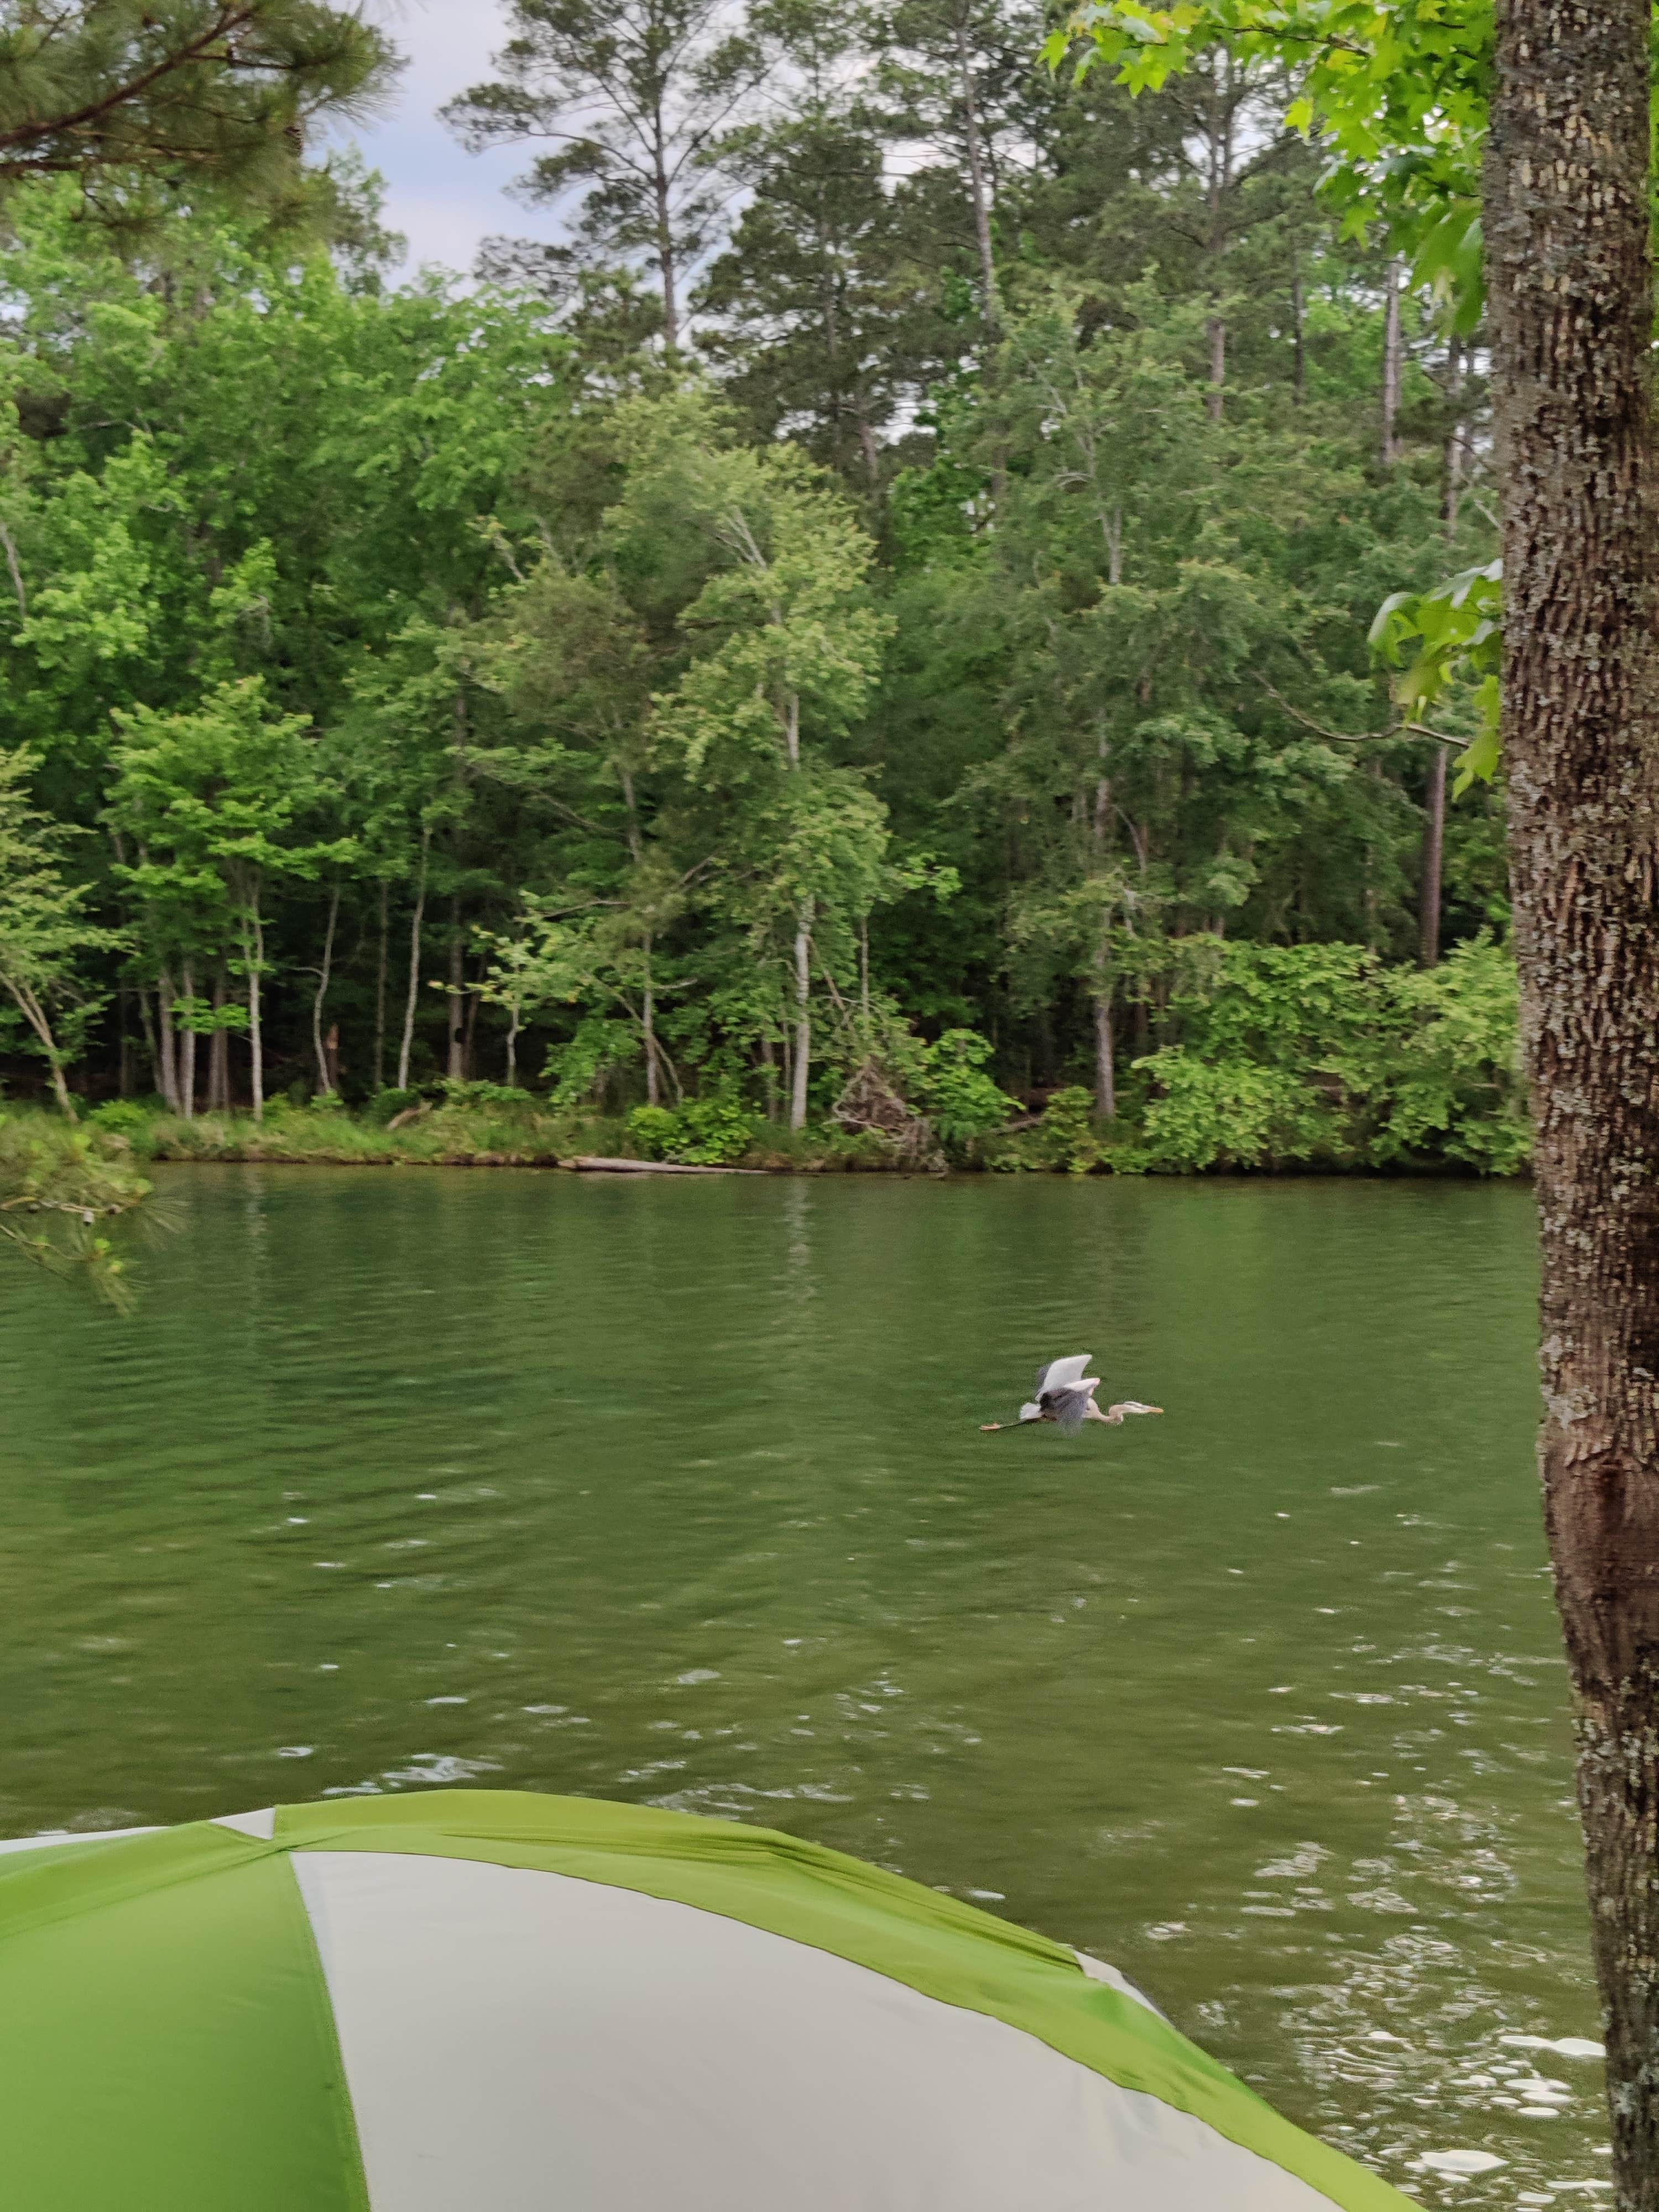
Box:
[0,0,1524,1175]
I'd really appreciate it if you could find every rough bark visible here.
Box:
[1488,3,1659,2204]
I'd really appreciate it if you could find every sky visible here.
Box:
[338,0,565,279]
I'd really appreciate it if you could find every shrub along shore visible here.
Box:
[22,933,1528,1181]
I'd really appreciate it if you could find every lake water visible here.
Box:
[0,1166,1606,2202]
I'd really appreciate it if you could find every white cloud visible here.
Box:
[331,0,565,278]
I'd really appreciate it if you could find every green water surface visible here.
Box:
[0,1167,1605,2203]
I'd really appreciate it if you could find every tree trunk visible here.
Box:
[654,138,679,352]
[208,969,228,1114]
[1291,264,1306,403]
[790,903,812,1133]
[243,875,265,1124]
[643,931,658,1107]
[1,969,75,1117]
[1380,255,1405,465]
[504,1006,519,1087]
[1092,983,1116,1123]
[446,896,464,1081]
[397,830,430,1093]
[312,884,340,1095]
[1092,729,1116,1120]
[1443,333,1467,535]
[156,966,179,1114]
[1488,6,1659,2207]
[1418,745,1447,969]
[373,879,389,1093]
[179,958,197,1120]
[1206,314,1226,424]
[952,9,999,328]
[137,985,159,1101]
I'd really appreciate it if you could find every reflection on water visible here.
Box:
[0,1167,1603,2200]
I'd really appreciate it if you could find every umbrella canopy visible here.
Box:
[0,1788,1408,2211]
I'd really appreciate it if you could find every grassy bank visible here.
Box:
[72,1094,912,1173]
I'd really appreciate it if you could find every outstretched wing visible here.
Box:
[1036,1353,1094,1399]
[1047,1387,1094,1437]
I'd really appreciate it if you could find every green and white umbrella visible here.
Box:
[0,1789,1408,2210]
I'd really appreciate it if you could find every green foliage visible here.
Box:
[85,1098,158,1149]
[0,44,1517,1173]
[0,1114,152,1302]
[627,1094,758,1164]
[437,1079,536,1112]
[1370,561,1502,793]
[0,2,396,229]
[366,1088,422,1126]
[992,1087,1105,1175]
[1133,938,1525,1173]
[625,1105,681,1160]
[916,1030,1018,1147]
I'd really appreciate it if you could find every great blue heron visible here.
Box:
[980,1354,1164,1437]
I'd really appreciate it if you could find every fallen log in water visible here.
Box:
[570,1155,761,1176]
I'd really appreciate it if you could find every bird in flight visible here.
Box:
[980,1354,1164,1437]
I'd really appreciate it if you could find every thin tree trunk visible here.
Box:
[1,971,75,1116]
[1203,70,1234,425]
[179,958,197,1120]
[312,884,340,1095]
[1488,6,1659,2206]
[504,1006,519,1087]
[1418,745,1447,969]
[857,415,881,486]
[244,875,265,1124]
[373,879,389,1093]
[654,140,679,351]
[446,896,464,1081]
[952,9,999,328]
[1291,264,1306,403]
[1443,332,1467,535]
[1092,728,1115,1120]
[790,903,813,1131]
[208,969,228,1113]
[1381,256,1405,465]
[117,989,133,1099]
[1206,315,1226,424]
[397,831,430,1093]
[1093,987,1116,1123]
[137,984,159,1099]
[156,965,179,1114]
[462,981,478,1081]
[1418,340,1466,968]
[643,931,658,1107]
